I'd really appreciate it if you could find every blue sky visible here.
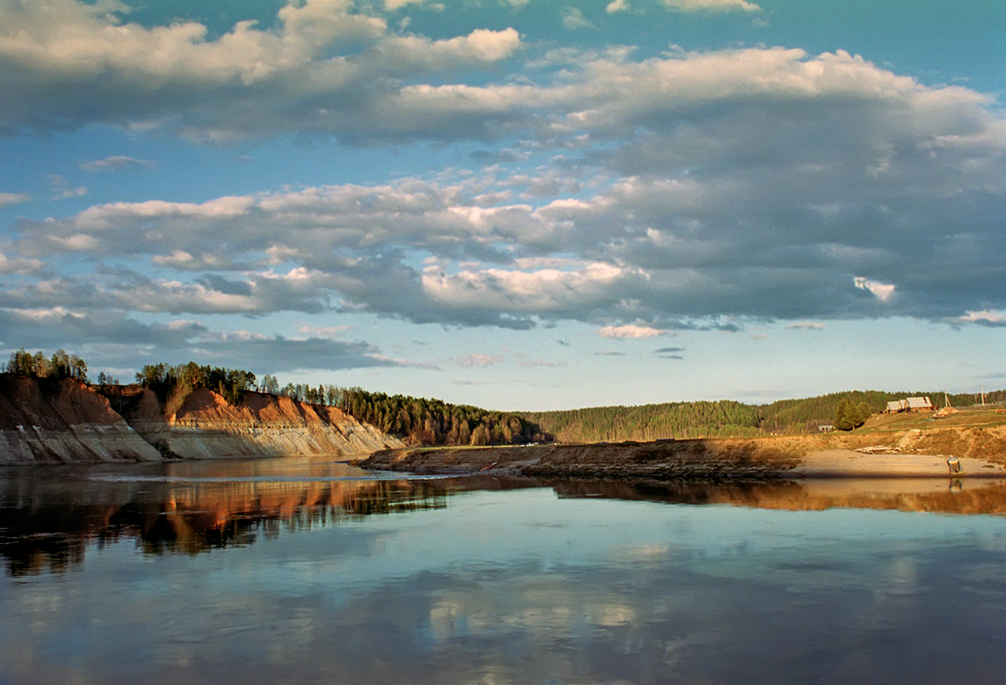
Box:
[0,0,1004,410]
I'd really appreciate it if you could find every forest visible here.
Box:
[521,389,1006,443]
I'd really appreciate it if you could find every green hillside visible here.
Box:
[521,389,1005,443]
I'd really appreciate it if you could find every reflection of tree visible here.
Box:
[0,479,449,577]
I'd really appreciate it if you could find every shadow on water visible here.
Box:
[4,458,1006,577]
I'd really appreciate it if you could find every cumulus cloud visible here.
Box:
[0,192,29,207]
[0,305,399,373]
[0,0,521,142]
[0,251,43,275]
[606,0,630,13]
[1,35,1005,336]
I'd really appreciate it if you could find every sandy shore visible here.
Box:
[794,449,1006,478]
[359,441,1006,481]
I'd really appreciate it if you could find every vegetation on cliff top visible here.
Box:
[136,363,545,447]
[2,348,90,384]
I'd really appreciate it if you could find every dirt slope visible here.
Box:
[0,375,161,464]
[0,377,402,464]
[108,386,403,459]
[360,419,1006,480]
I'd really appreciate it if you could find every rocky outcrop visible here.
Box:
[107,386,402,460]
[0,375,161,464]
[0,376,402,465]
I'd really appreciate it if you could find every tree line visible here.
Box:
[136,367,547,447]
[258,377,547,446]
[5,347,1004,444]
[135,361,257,406]
[521,388,1006,442]
[2,349,89,383]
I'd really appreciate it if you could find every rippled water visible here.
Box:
[3,457,1006,683]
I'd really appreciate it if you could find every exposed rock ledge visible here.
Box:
[0,376,401,465]
[120,387,400,460]
[0,375,160,464]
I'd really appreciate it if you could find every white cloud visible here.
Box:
[1,31,1005,334]
[298,324,352,337]
[0,192,29,207]
[385,0,425,9]
[854,277,896,302]
[422,262,637,314]
[79,156,156,172]
[661,0,760,12]
[562,8,595,30]
[458,353,504,367]
[955,310,1006,326]
[598,324,666,339]
[0,251,43,275]
[0,0,519,141]
[606,0,629,13]
[46,174,87,200]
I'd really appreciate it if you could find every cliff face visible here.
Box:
[0,376,402,465]
[108,386,402,460]
[0,375,161,464]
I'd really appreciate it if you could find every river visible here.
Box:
[2,456,1006,683]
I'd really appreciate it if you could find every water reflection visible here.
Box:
[5,461,1006,683]
[0,460,452,577]
[551,477,1006,515]
[4,464,1006,578]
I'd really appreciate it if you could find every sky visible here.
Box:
[0,0,1004,411]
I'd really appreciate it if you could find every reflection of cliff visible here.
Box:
[550,477,1006,516]
[0,476,447,577]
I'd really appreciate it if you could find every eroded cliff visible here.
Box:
[0,375,161,464]
[0,376,402,464]
[105,385,402,460]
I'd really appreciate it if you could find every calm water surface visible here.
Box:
[2,457,1006,684]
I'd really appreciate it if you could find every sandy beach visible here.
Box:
[793,449,1006,478]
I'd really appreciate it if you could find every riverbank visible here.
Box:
[359,434,1006,480]
[0,375,401,465]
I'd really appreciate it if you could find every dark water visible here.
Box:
[3,459,1006,684]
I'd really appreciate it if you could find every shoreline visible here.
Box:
[358,440,1006,481]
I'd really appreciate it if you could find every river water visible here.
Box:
[2,457,1006,683]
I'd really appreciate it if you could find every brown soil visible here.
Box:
[2,377,401,464]
[360,414,1006,481]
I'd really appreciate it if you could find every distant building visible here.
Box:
[886,400,908,413]
[818,424,833,432]
[906,397,934,412]
[886,397,934,413]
